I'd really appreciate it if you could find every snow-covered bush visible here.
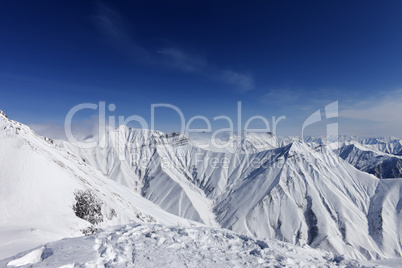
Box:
[81,225,101,236]
[73,190,104,225]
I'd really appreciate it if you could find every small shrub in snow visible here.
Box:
[73,190,104,225]
[106,208,117,220]
[81,225,101,236]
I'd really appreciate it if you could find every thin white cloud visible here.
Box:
[92,3,153,63]
[158,48,253,91]
[259,88,402,137]
[220,71,253,92]
[92,3,253,92]
[341,90,402,123]
[339,90,402,137]
[157,48,207,72]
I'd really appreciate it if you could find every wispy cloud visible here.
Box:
[341,89,402,123]
[157,48,207,72]
[91,3,253,92]
[339,89,402,137]
[158,48,253,91]
[92,3,153,63]
[220,71,253,92]
[258,87,402,137]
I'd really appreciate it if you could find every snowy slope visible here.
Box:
[0,223,374,268]
[57,127,402,260]
[367,178,402,258]
[0,111,199,259]
[213,142,393,260]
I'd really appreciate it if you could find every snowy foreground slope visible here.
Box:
[0,111,199,259]
[58,128,402,260]
[1,223,374,267]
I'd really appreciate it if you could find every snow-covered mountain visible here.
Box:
[283,135,402,179]
[300,136,402,156]
[1,109,401,263]
[336,143,402,179]
[0,111,199,259]
[56,126,402,260]
[343,137,402,156]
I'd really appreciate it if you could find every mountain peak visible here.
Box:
[0,110,7,118]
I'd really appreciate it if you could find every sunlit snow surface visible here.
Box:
[1,223,373,268]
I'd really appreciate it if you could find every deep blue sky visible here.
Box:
[1,1,402,137]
